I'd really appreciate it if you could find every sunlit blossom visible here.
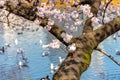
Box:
[41,2,46,7]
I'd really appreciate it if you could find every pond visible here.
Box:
[0,23,120,80]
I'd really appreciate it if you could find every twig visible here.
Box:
[6,12,10,27]
[95,48,120,66]
[102,0,112,24]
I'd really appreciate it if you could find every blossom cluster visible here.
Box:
[61,32,73,43]
[80,4,93,18]
[0,0,5,7]
[45,18,55,31]
[42,39,61,48]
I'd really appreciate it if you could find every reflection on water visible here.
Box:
[0,25,120,80]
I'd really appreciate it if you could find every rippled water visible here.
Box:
[0,26,120,80]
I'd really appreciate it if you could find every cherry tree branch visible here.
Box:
[102,0,112,24]
[95,48,120,66]
[6,12,10,26]
[93,16,120,44]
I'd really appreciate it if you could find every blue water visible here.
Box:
[0,27,120,80]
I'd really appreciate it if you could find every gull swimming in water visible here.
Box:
[116,49,120,55]
[17,48,24,54]
[18,60,28,69]
[0,46,5,53]
[50,63,59,74]
[15,38,18,45]
[41,51,50,57]
[58,56,64,65]
[39,39,43,44]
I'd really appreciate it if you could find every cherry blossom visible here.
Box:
[0,0,5,6]
[80,4,93,18]
[71,11,79,19]
[80,4,91,15]
[48,19,54,26]
[117,10,120,16]
[61,32,73,43]
[44,25,52,31]
[91,17,99,26]
[64,23,69,28]
[36,12,45,18]
[34,19,41,25]
[74,19,82,25]
[54,14,62,22]
[87,12,93,18]
[42,39,61,49]
[53,9,61,14]
[70,25,78,32]
[49,39,61,48]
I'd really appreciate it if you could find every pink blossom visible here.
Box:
[91,17,99,23]
[74,19,82,25]
[0,1,5,6]
[41,2,46,7]
[61,32,73,43]
[71,11,79,19]
[37,12,44,18]
[117,10,120,16]
[53,9,61,14]
[34,19,41,24]
[80,5,91,16]
[91,17,99,26]
[87,12,93,18]
[42,39,61,48]
[48,19,54,26]
[64,23,69,28]
[49,40,61,48]
[54,14,62,22]
[70,25,78,32]
[45,25,52,31]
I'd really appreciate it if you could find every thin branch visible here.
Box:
[95,48,120,66]
[6,12,10,27]
[102,0,112,24]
